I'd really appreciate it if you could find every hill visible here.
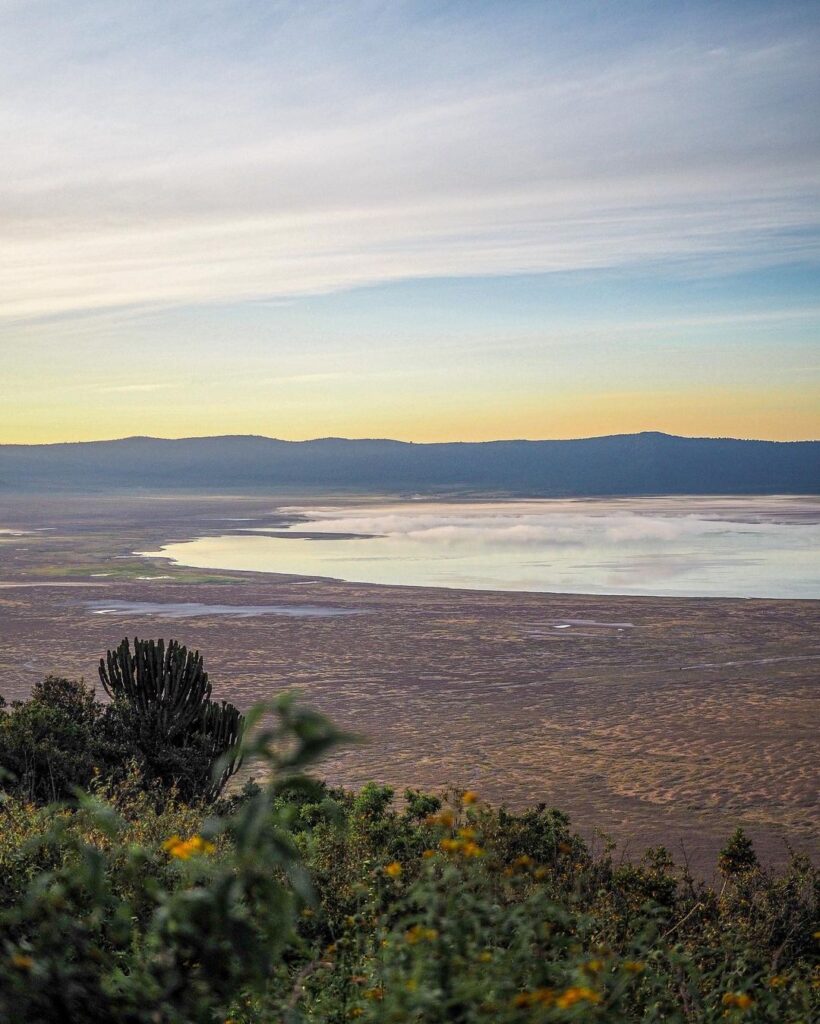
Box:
[0,431,818,495]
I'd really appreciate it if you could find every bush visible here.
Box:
[0,681,816,1022]
[0,695,343,1023]
[99,637,244,801]
[0,678,122,802]
[1,638,244,805]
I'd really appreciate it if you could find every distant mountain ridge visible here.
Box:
[1,432,818,495]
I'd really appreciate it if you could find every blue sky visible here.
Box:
[1,0,818,441]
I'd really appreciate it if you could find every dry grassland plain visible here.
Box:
[0,493,817,877]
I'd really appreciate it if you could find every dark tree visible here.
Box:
[99,637,243,801]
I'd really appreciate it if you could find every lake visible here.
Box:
[139,496,820,599]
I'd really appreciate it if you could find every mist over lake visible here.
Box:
[142,496,820,599]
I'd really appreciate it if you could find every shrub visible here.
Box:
[0,679,816,1022]
[0,695,344,1023]
[99,637,244,801]
[0,677,120,802]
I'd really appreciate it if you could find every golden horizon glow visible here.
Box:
[2,386,818,446]
[1,3,818,449]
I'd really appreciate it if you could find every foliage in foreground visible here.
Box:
[0,695,817,1023]
[0,643,242,804]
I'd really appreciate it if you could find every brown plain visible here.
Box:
[0,493,817,877]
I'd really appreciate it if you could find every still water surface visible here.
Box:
[141,497,820,599]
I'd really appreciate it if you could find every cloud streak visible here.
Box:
[0,1,818,320]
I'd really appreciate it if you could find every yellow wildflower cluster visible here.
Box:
[363,987,384,1001]
[405,924,439,944]
[462,790,479,805]
[512,985,601,1010]
[767,975,787,988]
[440,836,484,857]
[426,810,455,828]
[721,992,754,1009]
[623,960,645,973]
[384,861,402,878]
[162,834,215,859]
[10,953,34,972]
[512,988,554,1008]
[555,986,602,1008]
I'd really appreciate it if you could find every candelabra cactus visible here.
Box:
[99,637,243,799]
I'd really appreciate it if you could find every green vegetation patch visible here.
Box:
[0,653,817,1023]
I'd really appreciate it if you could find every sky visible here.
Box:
[1,0,818,444]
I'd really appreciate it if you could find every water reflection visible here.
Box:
[140,497,820,599]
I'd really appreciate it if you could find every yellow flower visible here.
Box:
[583,959,604,974]
[478,951,493,962]
[11,953,33,972]
[405,979,418,992]
[162,834,215,860]
[384,861,402,878]
[463,790,479,805]
[348,1010,364,1019]
[405,924,439,944]
[162,834,184,855]
[555,986,602,1008]
[512,988,554,1008]
[721,992,754,1009]
[426,810,455,828]
[189,835,216,855]
[439,836,484,857]
[534,866,549,880]
[458,827,477,839]
[767,975,787,988]
[623,960,645,973]
[363,987,384,1001]
[422,848,436,859]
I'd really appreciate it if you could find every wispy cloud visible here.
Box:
[0,1,817,320]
